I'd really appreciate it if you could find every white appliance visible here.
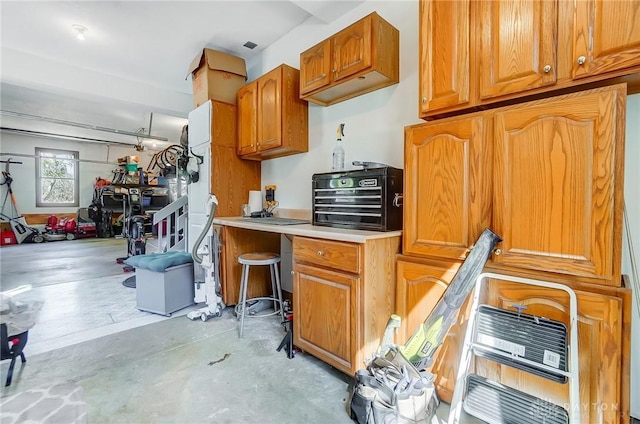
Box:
[187,100,212,254]
[186,100,225,321]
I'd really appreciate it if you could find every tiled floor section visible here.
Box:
[1,237,196,356]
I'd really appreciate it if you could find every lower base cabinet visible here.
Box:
[293,235,401,375]
[293,262,359,372]
[395,257,465,403]
[396,257,631,423]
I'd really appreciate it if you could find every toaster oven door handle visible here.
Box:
[393,193,403,207]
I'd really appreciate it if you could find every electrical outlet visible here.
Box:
[265,185,276,206]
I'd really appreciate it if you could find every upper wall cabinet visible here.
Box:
[300,12,399,107]
[572,0,640,79]
[419,0,471,114]
[237,64,308,161]
[418,0,640,119]
[477,0,558,100]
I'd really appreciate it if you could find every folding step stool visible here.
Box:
[448,272,581,424]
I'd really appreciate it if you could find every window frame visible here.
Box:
[35,147,80,208]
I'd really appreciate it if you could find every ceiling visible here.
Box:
[0,1,362,150]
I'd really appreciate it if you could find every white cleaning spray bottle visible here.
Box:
[332,123,345,171]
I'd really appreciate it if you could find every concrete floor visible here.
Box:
[0,238,371,423]
[2,238,615,423]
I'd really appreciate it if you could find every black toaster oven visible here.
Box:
[312,166,403,231]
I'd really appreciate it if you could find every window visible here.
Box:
[35,148,79,207]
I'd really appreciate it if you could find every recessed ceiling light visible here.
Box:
[72,24,88,41]
[243,41,258,50]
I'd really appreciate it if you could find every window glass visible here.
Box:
[35,148,79,207]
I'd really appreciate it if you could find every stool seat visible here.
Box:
[237,251,284,338]
[238,252,280,266]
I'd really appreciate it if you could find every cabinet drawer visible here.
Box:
[293,236,361,274]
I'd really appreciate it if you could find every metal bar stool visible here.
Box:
[236,252,285,338]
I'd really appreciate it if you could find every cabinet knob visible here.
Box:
[542,64,552,73]
[317,250,324,256]
[332,69,337,73]
[290,270,295,276]
[421,97,427,103]
[493,248,502,256]
[321,73,327,78]
[577,55,586,65]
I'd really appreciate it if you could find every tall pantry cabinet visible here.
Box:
[403,0,637,421]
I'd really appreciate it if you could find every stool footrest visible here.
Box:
[234,297,283,319]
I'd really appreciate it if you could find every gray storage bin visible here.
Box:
[136,263,194,316]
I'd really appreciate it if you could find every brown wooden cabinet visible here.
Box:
[572,0,640,79]
[405,84,626,286]
[418,0,472,115]
[418,0,640,119]
[477,0,557,100]
[299,12,399,106]
[491,86,625,283]
[293,235,400,375]
[299,39,331,95]
[237,64,308,161]
[395,257,467,403]
[236,81,257,156]
[403,111,492,261]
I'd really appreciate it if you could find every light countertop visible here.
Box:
[213,217,402,243]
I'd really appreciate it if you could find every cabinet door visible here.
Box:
[479,279,623,424]
[300,39,331,95]
[256,67,282,152]
[396,259,466,403]
[492,85,625,284]
[293,262,360,374]
[478,0,557,100]
[419,0,471,115]
[404,113,492,260]
[572,0,640,79]
[237,81,257,156]
[332,16,372,82]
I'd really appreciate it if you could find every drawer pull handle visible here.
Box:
[317,250,324,256]
[393,193,403,207]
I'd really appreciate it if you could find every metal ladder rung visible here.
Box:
[469,343,573,378]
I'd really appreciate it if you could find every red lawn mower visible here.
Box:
[43,215,77,241]
[43,212,97,241]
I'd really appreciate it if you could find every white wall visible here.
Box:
[0,133,160,215]
[622,93,640,419]
[247,0,422,209]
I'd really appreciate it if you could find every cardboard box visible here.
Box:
[187,49,247,107]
